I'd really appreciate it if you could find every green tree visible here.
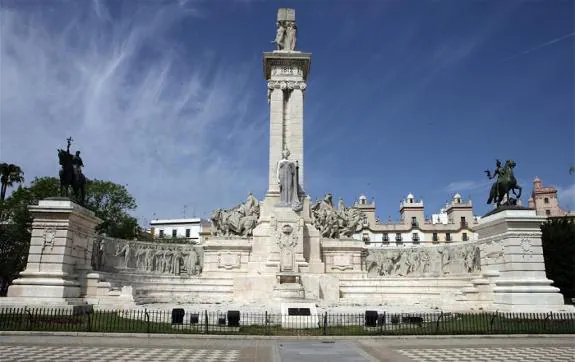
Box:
[83,179,138,238]
[541,217,575,302]
[0,163,25,201]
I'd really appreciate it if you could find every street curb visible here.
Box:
[0,331,574,340]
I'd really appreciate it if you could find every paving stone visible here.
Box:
[395,346,575,362]
[0,345,240,362]
[278,341,373,362]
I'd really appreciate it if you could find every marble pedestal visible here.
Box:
[2,199,101,307]
[475,208,572,312]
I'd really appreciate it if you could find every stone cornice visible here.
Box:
[263,51,312,80]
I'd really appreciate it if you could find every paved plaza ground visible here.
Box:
[0,334,573,361]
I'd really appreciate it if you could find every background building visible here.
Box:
[528,177,569,217]
[352,193,479,246]
[149,218,208,243]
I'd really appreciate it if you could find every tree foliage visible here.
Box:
[541,217,575,302]
[0,163,25,201]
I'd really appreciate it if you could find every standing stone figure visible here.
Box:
[277,149,300,208]
[285,22,297,51]
[272,21,286,50]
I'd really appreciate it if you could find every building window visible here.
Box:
[545,209,551,216]
[544,197,549,204]
[159,229,164,238]
[172,229,177,238]
[462,232,468,241]
[412,233,419,242]
[362,233,369,242]
[360,198,366,205]
[382,233,389,242]
[432,233,438,242]
[185,229,191,238]
[446,233,451,242]
[460,216,467,227]
[411,216,417,227]
[395,233,402,242]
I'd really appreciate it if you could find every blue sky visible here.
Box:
[1,0,573,224]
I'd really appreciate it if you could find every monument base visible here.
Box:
[475,208,574,312]
[1,199,101,309]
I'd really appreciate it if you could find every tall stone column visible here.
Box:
[267,85,284,194]
[263,53,311,200]
[287,85,305,189]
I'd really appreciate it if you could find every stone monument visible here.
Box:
[3,8,573,315]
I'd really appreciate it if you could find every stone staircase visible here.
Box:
[338,275,478,308]
[98,271,234,304]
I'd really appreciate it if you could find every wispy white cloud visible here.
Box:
[444,180,491,193]
[500,31,575,63]
[0,1,266,221]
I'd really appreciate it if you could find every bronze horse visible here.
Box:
[487,160,522,207]
[58,149,85,205]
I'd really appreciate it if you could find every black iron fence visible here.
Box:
[0,308,574,336]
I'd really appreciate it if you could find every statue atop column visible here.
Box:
[271,8,297,51]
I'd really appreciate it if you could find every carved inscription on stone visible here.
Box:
[271,66,303,76]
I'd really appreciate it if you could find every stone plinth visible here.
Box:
[202,238,252,276]
[321,239,365,274]
[475,208,572,312]
[4,199,101,306]
[251,206,308,274]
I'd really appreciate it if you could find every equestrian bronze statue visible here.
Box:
[485,159,522,207]
[57,137,86,205]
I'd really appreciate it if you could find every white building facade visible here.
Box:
[150,218,206,242]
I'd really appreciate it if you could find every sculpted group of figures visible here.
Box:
[365,243,481,278]
[311,193,364,239]
[271,16,297,51]
[211,193,260,237]
[92,238,203,276]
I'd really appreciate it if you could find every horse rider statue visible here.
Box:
[58,137,86,204]
[485,159,522,207]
